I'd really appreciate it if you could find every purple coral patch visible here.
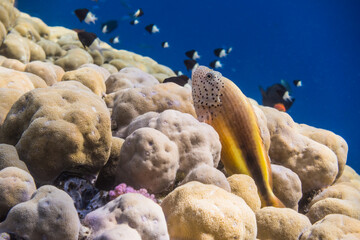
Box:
[109,183,157,203]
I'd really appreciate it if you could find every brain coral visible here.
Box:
[0,83,112,184]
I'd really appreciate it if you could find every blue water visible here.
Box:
[17,0,360,172]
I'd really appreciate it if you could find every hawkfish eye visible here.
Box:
[206,73,213,79]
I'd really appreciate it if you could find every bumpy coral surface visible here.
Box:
[0,88,23,127]
[298,123,348,180]
[79,63,111,81]
[0,66,34,93]
[119,110,221,176]
[115,127,179,193]
[0,144,28,172]
[300,214,360,239]
[84,193,169,240]
[54,48,93,71]
[180,163,231,192]
[256,207,311,240]
[61,67,106,97]
[25,60,64,86]
[271,164,302,210]
[161,181,257,240]
[227,174,262,212]
[261,106,340,193]
[105,67,159,94]
[0,2,358,239]
[0,185,80,240]
[0,83,112,184]
[1,58,25,71]
[92,224,142,240]
[0,167,36,220]
[23,71,48,88]
[110,83,196,134]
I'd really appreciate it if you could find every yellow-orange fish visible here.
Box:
[192,66,284,207]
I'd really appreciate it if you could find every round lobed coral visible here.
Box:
[261,106,340,193]
[161,181,257,240]
[0,144,28,172]
[271,164,303,210]
[115,127,179,194]
[227,174,262,212]
[180,163,231,192]
[0,167,36,221]
[54,48,94,71]
[84,193,169,240]
[306,182,360,223]
[256,206,312,240]
[109,183,156,202]
[1,58,26,71]
[110,82,196,134]
[300,214,360,239]
[0,88,23,127]
[0,66,35,93]
[25,60,64,86]
[118,110,222,176]
[61,67,106,97]
[0,83,112,184]
[0,185,80,240]
[105,67,159,94]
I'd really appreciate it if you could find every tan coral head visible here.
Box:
[191,65,284,208]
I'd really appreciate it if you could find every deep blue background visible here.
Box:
[17,0,360,173]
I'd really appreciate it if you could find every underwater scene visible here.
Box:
[0,0,359,239]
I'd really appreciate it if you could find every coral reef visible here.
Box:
[118,110,221,176]
[161,181,257,240]
[256,207,311,240]
[227,174,262,212]
[0,167,36,221]
[180,163,231,192]
[105,66,159,94]
[84,193,169,240]
[110,83,196,134]
[114,127,179,194]
[300,214,360,239]
[0,83,112,184]
[0,185,80,240]
[109,183,156,202]
[0,1,358,239]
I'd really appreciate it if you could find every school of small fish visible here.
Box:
[73,2,234,81]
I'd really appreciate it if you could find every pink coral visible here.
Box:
[109,183,157,203]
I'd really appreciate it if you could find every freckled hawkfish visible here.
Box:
[191,66,284,207]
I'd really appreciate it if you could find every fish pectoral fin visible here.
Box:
[196,107,213,124]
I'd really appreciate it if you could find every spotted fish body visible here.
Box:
[192,66,284,207]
